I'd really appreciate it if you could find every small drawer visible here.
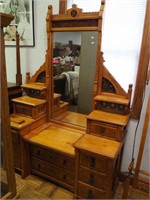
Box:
[30,144,74,171]
[80,153,108,173]
[14,103,46,119]
[31,157,74,186]
[31,157,55,175]
[11,129,20,143]
[30,145,57,164]
[79,167,107,190]
[77,182,106,199]
[88,121,122,141]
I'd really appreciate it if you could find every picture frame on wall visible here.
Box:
[1,0,34,47]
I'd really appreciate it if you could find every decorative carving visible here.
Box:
[99,101,126,113]
[52,19,98,29]
[36,71,46,83]
[102,77,116,93]
[66,4,82,17]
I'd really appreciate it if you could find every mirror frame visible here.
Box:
[45,2,105,121]
[59,0,150,119]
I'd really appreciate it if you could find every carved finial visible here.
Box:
[66,4,82,17]
[26,72,30,83]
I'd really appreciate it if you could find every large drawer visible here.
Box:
[77,182,106,199]
[31,157,74,186]
[79,166,107,190]
[87,120,124,141]
[30,144,75,171]
[80,152,108,173]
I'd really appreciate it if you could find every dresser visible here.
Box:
[74,134,123,199]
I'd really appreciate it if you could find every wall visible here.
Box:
[6,0,59,84]
[121,82,150,174]
[5,0,149,174]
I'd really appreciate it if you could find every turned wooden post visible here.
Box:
[16,30,22,85]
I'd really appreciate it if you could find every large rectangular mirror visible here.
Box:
[53,31,98,117]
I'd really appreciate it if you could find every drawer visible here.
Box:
[80,153,108,173]
[88,121,123,141]
[31,157,74,186]
[11,129,20,143]
[30,144,75,171]
[14,103,46,119]
[77,182,106,199]
[79,167,107,190]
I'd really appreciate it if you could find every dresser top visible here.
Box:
[87,110,130,126]
[10,114,35,129]
[21,83,47,90]
[24,123,84,156]
[74,134,122,159]
[12,96,47,106]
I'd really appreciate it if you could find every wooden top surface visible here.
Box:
[21,83,47,90]
[87,110,130,126]
[54,111,87,128]
[74,134,122,159]
[12,96,47,106]
[94,94,130,105]
[10,114,35,129]
[25,123,84,156]
[54,93,61,99]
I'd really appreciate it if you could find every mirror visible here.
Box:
[53,31,98,121]
[43,3,105,128]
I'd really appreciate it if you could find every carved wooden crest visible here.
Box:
[66,4,82,17]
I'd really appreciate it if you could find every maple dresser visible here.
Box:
[74,134,123,199]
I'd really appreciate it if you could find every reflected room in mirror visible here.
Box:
[53,31,97,116]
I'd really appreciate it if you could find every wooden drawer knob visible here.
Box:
[89,173,94,185]
[37,163,41,169]
[63,174,66,180]
[90,157,95,168]
[36,150,40,155]
[87,190,93,199]
[99,127,105,133]
[63,160,67,166]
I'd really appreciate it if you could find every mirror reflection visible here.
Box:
[53,32,98,118]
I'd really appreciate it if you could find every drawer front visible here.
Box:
[34,104,46,119]
[77,182,106,199]
[15,103,33,118]
[30,144,74,171]
[14,103,46,119]
[80,153,108,173]
[79,167,107,190]
[89,121,120,140]
[31,157,74,186]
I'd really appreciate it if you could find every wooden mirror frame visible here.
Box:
[59,0,150,120]
[45,1,106,121]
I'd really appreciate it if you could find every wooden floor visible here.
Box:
[13,172,149,199]
[1,167,149,199]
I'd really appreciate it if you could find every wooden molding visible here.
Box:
[131,0,150,119]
